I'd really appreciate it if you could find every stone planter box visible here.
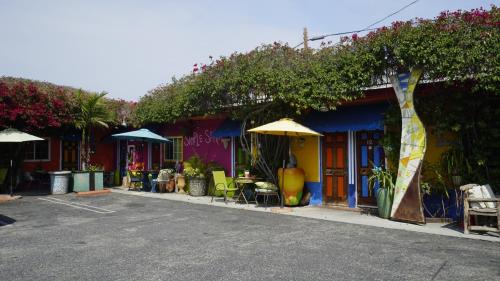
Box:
[49,171,71,194]
[72,171,104,192]
[188,177,207,196]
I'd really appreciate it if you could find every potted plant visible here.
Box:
[369,166,396,219]
[72,91,110,192]
[183,156,207,196]
[87,164,104,191]
[73,164,104,192]
[440,147,470,187]
[174,161,186,193]
[165,168,176,192]
[176,174,186,193]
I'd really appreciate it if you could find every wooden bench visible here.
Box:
[461,184,500,234]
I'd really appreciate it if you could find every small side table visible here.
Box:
[234,177,262,204]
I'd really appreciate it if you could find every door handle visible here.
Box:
[333,169,346,176]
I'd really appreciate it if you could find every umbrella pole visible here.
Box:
[281,158,285,208]
[280,134,288,209]
[10,158,13,197]
[9,143,13,197]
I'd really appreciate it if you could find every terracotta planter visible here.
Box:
[167,178,175,192]
[176,175,186,193]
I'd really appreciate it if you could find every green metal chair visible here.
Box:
[211,171,238,204]
[254,181,280,208]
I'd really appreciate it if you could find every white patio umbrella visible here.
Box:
[0,128,44,196]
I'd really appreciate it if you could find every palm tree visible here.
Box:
[74,90,109,170]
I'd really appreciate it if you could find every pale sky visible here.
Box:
[0,0,496,100]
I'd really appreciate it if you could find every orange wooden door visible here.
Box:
[324,133,348,204]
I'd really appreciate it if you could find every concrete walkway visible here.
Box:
[111,187,500,242]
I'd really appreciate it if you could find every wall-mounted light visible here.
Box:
[297,137,306,148]
[221,138,230,150]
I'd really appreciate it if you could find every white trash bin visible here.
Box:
[49,171,71,194]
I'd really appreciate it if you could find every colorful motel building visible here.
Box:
[21,83,449,210]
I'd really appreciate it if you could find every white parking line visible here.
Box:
[37,197,115,214]
[46,197,116,213]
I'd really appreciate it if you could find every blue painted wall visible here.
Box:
[306,181,323,205]
[348,184,356,208]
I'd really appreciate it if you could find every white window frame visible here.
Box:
[24,137,51,162]
[164,136,183,162]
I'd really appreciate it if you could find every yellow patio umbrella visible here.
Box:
[247,118,322,137]
[247,118,322,208]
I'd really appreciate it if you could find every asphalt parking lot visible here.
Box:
[1,193,499,281]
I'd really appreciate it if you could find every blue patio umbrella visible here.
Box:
[112,129,170,170]
[111,128,170,143]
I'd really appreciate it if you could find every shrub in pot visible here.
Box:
[369,166,395,219]
[184,156,207,196]
[72,164,104,192]
[87,165,104,191]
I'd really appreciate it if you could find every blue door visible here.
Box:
[357,131,384,206]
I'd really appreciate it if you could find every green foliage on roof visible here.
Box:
[0,76,136,130]
[135,6,499,125]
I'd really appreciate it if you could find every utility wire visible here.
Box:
[363,0,419,30]
[294,0,420,49]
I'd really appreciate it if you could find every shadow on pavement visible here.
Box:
[0,214,16,226]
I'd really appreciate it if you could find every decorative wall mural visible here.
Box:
[390,69,426,224]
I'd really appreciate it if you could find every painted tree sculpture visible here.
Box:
[390,69,426,224]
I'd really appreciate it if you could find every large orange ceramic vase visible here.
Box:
[278,168,305,206]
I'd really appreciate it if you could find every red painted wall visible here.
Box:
[161,118,231,173]
[23,136,61,172]
[90,141,116,172]
[151,143,161,169]
[126,140,149,169]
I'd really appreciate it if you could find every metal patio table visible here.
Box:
[234,177,262,204]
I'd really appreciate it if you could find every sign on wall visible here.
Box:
[390,69,426,224]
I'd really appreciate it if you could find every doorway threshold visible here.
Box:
[323,203,363,213]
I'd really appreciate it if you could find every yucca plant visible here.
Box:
[369,165,396,219]
[369,166,396,196]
